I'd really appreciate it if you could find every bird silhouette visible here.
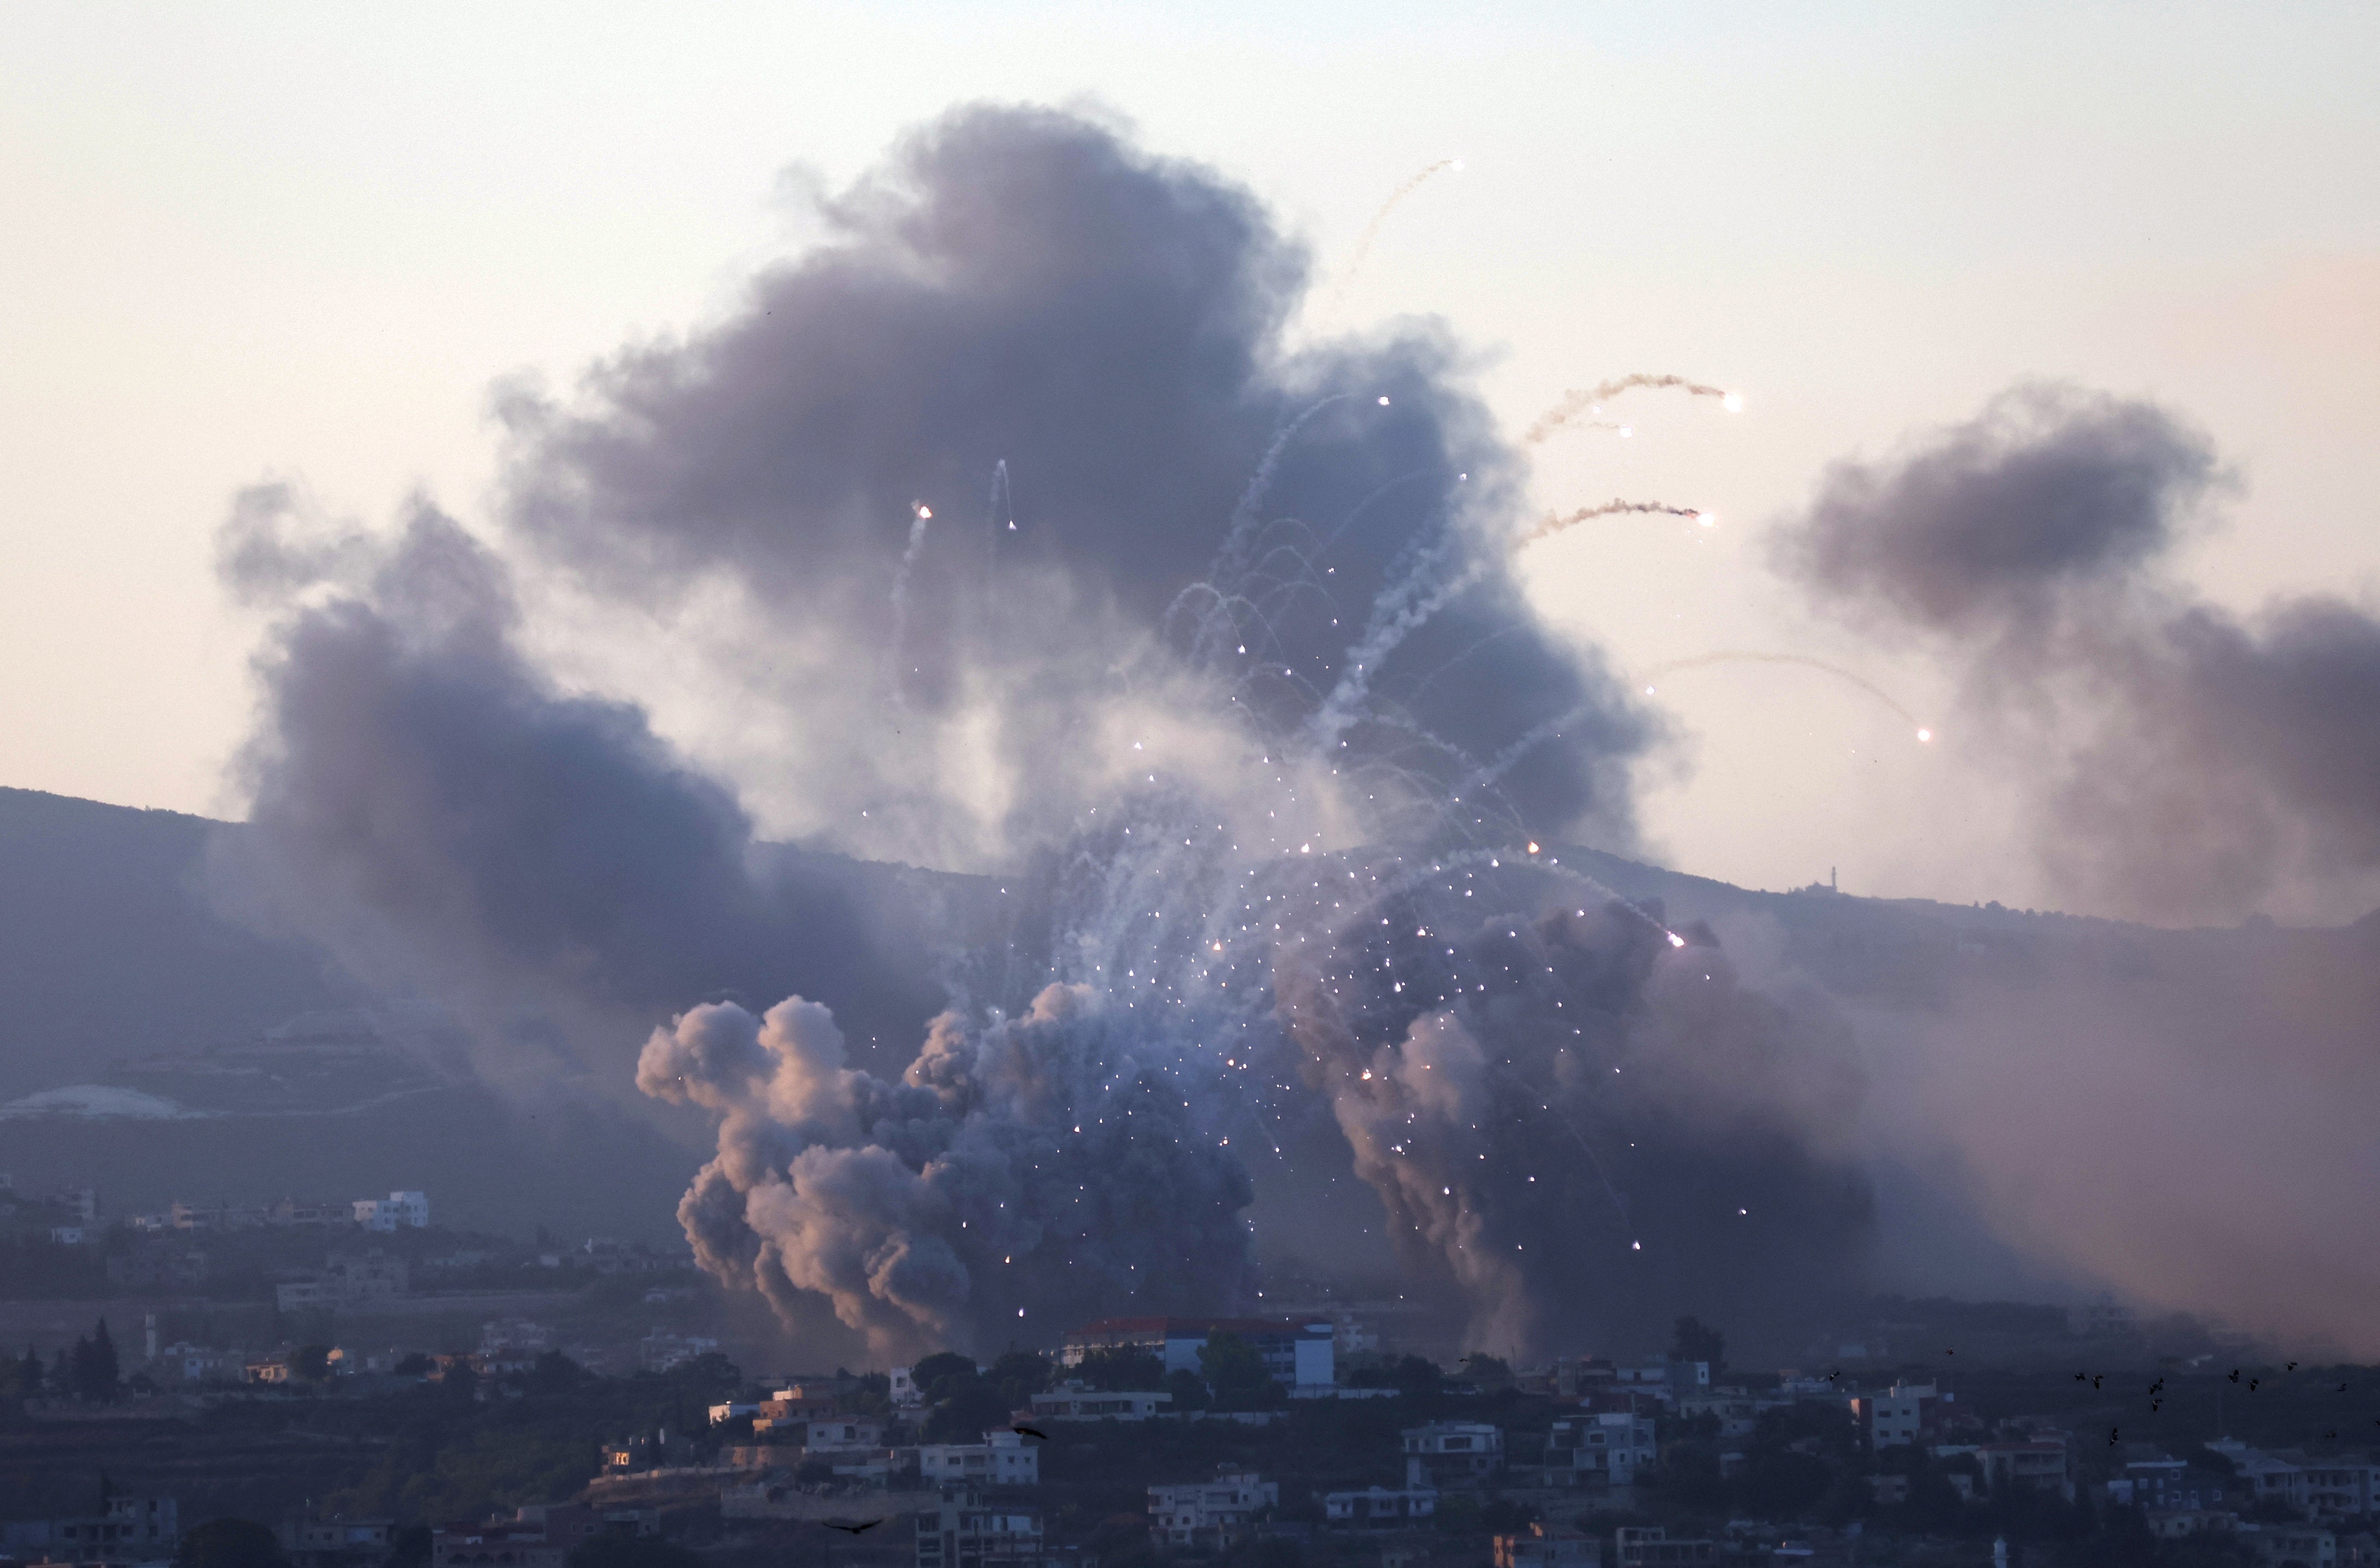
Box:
[2340,1383,2351,1394]
[2149,1379,2164,1396]
[2286,1362,2298,1372]
[821,1520,884,1536]
[2228,1369,2241,1384]
[1012,1425,1050,1440]
[2109,1427,2120,1446]
[2249,1379,2261,1392]
[2074,1373,2088,1382]
[2325,1430,2337,1440]
[2091,1375,2104,1390]
[2151,1401,2163,1413]
[1945,1349,1955,1357]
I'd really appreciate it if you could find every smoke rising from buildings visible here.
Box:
[1776,380,2380,923]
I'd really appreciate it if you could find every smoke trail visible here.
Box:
[1641,651,1931,736]
[1524,375,1737,445]
[1327,157,1462,312]
[1522,498,1707,545]
[888,500,934,704]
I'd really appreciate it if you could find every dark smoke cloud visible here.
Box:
[639,985,1255,1356]
[215,490,941,1084]
[1276,873,1871,1358]
[1778,381,2380,922]
[497,103,1645,858]
[217,104,1879,1360]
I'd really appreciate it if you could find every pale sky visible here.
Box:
[5,0,2375,917]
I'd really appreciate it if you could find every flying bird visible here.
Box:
[821,1520,884,1536]
[2074,1373,2088,1382]
[2091,1375,2104,1390]
[2109,1427,2120,1446]
[2287,1362,2298,1372]
[2249,1379,2261,1392]
[1013,1425,1051,1440]
[2228,1369,2241,1383]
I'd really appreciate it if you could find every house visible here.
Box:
[1402,1422,1503,1487]
[35,1495,181,1563]
[1321,1488,1437,1525]
[275,1249,410,1312]
[1676,1389,1759,1440]
[806,1418,886,1452]
[2303,1460,2380,1519]
[1029,1386,1171,1422]
[280,1517,396,1568]
[914,1491,1046,1568]
[1062,1316,1335,1390]
[1548,1412,1656,1487]
[922,1431,1039,1487]
[1849,1383,1945,1448]
[2149,1511,2241,1540]
[352,1191,430,1231]
[2213,1442,2312,1515]
[1978,1438,2074,1501]
[430,1505,607,1568]
[2243,1523,2336,1566]
[1495,1523,1600,1568]
[1148,1469,1276,1548]
[1613,1527,1717,1565]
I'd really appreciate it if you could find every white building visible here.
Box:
[1062,1316,1334,1391]
[1148,1469,1277,1548]
[1030,1385,1172,1422]
[914,1491,1045,1568]
[2301,1460,2380,1519]
[1495,1524,1600,1568]
[922,1430,1040,1487]
[1323,1487,1437,1525]
[1548,1412,1657,1486]
[1403,1421,1504,1487]
[1852,1383,1942,1448]
[353,1190,429,1231]
[805,1418,885,1452]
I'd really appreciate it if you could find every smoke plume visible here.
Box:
[218,103,1880,1358]
[1778,381,2380,923]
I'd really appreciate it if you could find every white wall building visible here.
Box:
[1149,1469,1277,1548]
[922,1431,1039,1487]
[1403,1422,1504,1487]
[1030,1386,1172,1421]
[1323,1488,1437,1525]
[353,1190,429,1231]
[1548,1412,1657,1486]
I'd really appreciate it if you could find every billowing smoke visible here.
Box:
[1276,867,1870,1357]
[638,986,1253,1355]
[218,103,1878,1359]
[213,487,943,1087]
[497,103,1642,866]
[1777,381,2380,924]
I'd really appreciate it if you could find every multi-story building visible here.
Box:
[2244,1523,2336,1566]
[1062,1316,1335,1390]
[915,1491,1046,1568]
[1321,1488,1437,1525]
[1613,1527,1717,1566]
[1147,1469,1276,1548]
[38,1495,180,1563]
[2303,1460,2380,1519]
[1675,1389,1758,1440]
[1850,1383,1944,1448]
[1495,1524,1599,1568]
[1547,1412,1657,1487]
[922,1431,1039,1487]
[1978,1439,2074,1502]
[280,1516,396,1568]
[1028,1386,1172,1422]
[352,1191,430,1231]
[1402,1422,1503,1488]
[430,1506,615,1568]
